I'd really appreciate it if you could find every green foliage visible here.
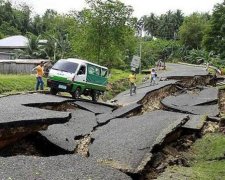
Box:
[76,0,137,68]
[140,10,184,40]
[108,69,130,83]
[183,49,221,64]
[140,39,181,68]
[203,1,225,59]
[0,22,20,36]
[0,0,223,70]
[179,13,210,49]
[0,74,47,94]
[160,133,225,179]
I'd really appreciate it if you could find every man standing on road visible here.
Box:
[150,68,157,85]
[32,61,45,91]
[129,71,137,96]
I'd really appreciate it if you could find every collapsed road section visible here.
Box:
[0,63,221,179]
[0,93,71,149]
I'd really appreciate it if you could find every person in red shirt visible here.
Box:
[32,61,45,91]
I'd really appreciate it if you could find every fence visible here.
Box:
[0,59,51,74]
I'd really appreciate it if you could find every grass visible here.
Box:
[0,74,47,94]
[108,69,145,83]
[160,132,225,179]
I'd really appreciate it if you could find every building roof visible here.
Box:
[0,35,28,49]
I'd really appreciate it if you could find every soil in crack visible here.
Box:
[0,133,69,157]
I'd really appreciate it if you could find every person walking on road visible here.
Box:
[32,61,45,91]
[129,71,137,96]
[150,68,157,85]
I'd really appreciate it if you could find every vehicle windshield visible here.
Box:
[52,60,78,73]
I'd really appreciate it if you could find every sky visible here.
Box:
[11,0,224,18]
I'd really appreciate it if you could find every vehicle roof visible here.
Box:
[61,58,108,70]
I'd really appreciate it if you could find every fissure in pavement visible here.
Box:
[0,74,219,179]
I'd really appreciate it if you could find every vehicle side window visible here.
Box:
[88,65,95,75]
[101,68,108,77]
[95,67,100,76]
[88,65,101,76]
[78,65,86,75]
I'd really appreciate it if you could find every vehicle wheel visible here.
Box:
[50,88,58,95]
[72,87,81,99]
[91,90,99,102]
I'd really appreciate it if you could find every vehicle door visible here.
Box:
[76,65,87,83]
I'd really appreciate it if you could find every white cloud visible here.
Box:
[122,0,224,17]
[11,0,224,17]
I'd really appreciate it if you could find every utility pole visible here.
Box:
[139,39,142,73]
[139,26,144,74]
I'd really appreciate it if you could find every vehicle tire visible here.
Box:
[91,90,99,102]
[50,88,58,95]
[72,87,81,99]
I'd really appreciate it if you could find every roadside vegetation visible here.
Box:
[160,132,225,179]
[0,74,43,94]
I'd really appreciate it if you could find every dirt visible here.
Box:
[74,135,92,157]
[38,102,77,111]
[139,85,177,114]
[168,75,213,88]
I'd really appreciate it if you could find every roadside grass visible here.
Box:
[0,74,47,94]
[218,85,225,90]
[159,132,225,179]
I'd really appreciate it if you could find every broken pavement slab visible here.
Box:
[0,93,72,149]
[89,110,188,173]
[0,93,72,126]
[161,87,219,116]
[113,80,177,106]
[162,87,218,107]
[40,109,97,152]
[73,100,114,114]
[96,103,142,124]
[182,115,207,130]
[0,155,131,180]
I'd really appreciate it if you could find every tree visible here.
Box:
[141,10,184,40]
[79,0,136,68]
[178,13,209,49]
[15,33,45,59]
[203,1,225,58]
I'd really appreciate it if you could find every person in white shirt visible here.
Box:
[150,68,157,85]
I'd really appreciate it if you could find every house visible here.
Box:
[0,35,28,59]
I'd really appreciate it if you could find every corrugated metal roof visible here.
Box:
[0,35,28,48]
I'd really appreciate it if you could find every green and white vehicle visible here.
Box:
[47,58,108,101]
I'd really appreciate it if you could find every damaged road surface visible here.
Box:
[0,155,131,180]
[0,93,71,149]
[161,87,219,117]
[89,110,188,173]
[0,63,220,179]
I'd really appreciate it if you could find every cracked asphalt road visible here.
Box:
[0,63,217,179]
[40,109,97,152]
[0,93,71,128]
[161,87,219,116]
[0,155,131,180]
[89,110,188,173]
